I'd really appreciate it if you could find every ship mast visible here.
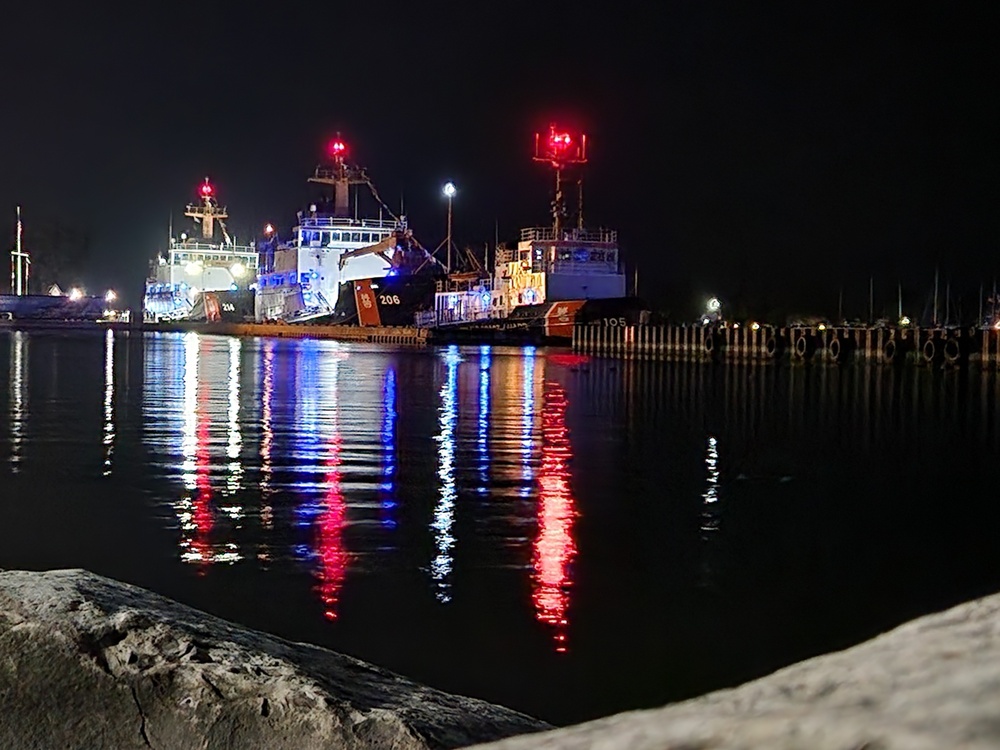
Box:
[184,178,227,240]
[308,136,369,218]
[10,206,29,296]
[533,124,587,234]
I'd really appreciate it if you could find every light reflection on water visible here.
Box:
[431,345,460,603]
[134,334,581,636]
[8,330,1000,726]
[9,331,26,472]
[102,328,115,476]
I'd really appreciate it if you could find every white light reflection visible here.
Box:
[102,329,115,476]
[259,341,275,534]
[9,332,27,472]
[431,345,461,603]
[477,345,490,493]
[224,338,244,501]
[180,332,199,491]
[701,435,721,534]
[520,347,536,496]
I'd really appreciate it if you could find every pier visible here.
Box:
[572,322,1000,368]
[144,320,430,345]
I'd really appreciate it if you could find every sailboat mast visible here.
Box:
[933,268,939,326]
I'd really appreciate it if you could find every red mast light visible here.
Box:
[327,138,347,160]
[200,177,214,198]
[534,123,587,168]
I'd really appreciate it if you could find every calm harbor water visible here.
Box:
[3,328,1000,725]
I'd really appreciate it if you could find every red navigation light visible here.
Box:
[328,139,347,159]
[200,178,214,197]
[534,123,587,167]
[549,130,572,152]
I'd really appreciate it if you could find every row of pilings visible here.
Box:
[572,322,1000,368]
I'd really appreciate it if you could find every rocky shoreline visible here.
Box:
[0,569,549,749]
[468,592,1000,750]
[2,569,998,749]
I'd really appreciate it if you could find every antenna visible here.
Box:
[577,178,584,230]
[533,124,587,234]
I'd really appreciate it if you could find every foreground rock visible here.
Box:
[468,593,1000,750]
[0,569,549,749]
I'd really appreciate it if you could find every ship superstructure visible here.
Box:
[433,124,627,328]
[144,179,258,321]
[255,137,440,322]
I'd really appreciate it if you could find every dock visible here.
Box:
[143,320,430,345]
[572,322,1000,368]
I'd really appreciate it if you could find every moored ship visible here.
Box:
[430,124,647,343]
[254,137,444,324]
[143,179,257,322]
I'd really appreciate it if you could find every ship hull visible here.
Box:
[433,296,650,345]
[326,274,439,327]
[0,294,108,321]
[187,289,255,322]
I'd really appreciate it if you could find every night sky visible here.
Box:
[1,3,995,321]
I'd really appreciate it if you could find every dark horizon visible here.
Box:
[1,3,996,321]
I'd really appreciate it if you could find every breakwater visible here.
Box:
[573,322,1000,368]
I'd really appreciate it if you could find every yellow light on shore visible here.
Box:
[69,288,84,301]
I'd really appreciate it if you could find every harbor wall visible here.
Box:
[572,322,1000,368]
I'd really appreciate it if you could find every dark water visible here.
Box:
[2,329,1000,725]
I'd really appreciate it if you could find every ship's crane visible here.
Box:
[337,227,441,273]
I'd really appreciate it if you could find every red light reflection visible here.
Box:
[547,353,590,367]
[532,381,577,652]
[190,380,214,570]
[316,432,348,620]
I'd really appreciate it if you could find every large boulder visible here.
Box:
[467,593,1000,750]
[0,569,549,749]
